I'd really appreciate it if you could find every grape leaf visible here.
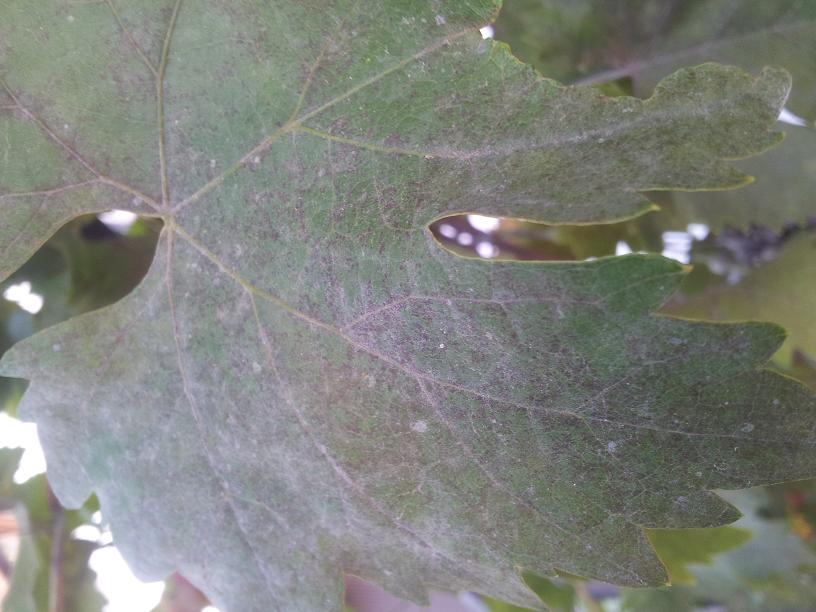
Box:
[664,123,816,232]
[1,2,815,610]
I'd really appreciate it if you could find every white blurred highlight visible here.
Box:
[3,281,44,314]
[456,231,474,246]
[687,223,710,241]
[467,214,500,233]
[479,25,494,39]
[778,107,808,127]
[661,230,693,264]
[437,223,457,239]
[476,242,498,258]
[615,241,633,256]
[0,412,47,483]
[89,547,164,612]
[72,524,103,542]
[98,210,138,234]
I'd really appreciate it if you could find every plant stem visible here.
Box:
[47,483,65,612]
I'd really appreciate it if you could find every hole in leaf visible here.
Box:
[430,213,816,275]
[1,213,161,411]
[428,213,663,261]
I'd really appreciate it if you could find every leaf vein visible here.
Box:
[248,290,486,580]
[156,0,183,208]
[104,0,159,77]
[172,27,474,213]
[164,229,283,601]
[173,225,767,444]
[415,377,640,581]
[0,78,161,210]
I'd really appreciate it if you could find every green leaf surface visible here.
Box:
[666,123,816,231]
[663,234,816,365]
[495,0,816,229]
[1,2,814,610]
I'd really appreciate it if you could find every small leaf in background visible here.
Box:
[0,215,160,610]
[646,527,753,585]
[0,215,159,414]
[621,487,816,611]
[663,234,816,366]
[788,351,816,390]
[495,0,816,120]
[2,508,40,612]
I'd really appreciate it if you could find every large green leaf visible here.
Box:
[1,2,814,610]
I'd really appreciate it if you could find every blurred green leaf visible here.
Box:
[2,509,40,612]
[0,448,23,507]
[667,124,816,231]
[497,0,816,120]
[788,351,816,390]
[1,216,159,413]
[622,487,816,611]
[663,234,816,365]
[646,526,752,585]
